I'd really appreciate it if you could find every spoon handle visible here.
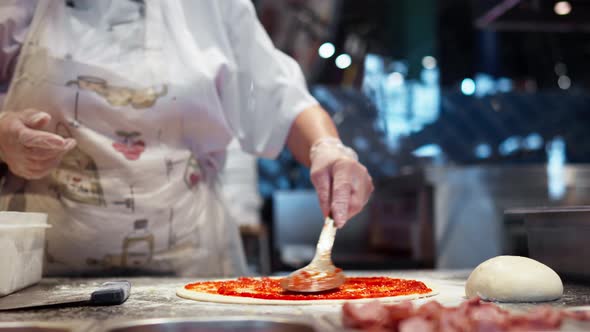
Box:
[312,217,337,262]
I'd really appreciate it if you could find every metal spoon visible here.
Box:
[280,216,345,292]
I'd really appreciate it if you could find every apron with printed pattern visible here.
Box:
[0,0,247,277]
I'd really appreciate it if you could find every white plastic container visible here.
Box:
[0,212,50,296]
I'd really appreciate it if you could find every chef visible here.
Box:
[0,0,373,277]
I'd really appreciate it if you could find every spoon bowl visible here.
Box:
[280,217,345,292]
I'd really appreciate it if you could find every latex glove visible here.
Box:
[310,137,374,228]
[0,109,76,180]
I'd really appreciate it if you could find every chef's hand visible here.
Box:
[0,109,76,180]
[310,137,374,228]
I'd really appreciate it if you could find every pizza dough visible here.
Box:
[176,277,439,305]
[465,256,563,302]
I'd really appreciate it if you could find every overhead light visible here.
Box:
[499,136,521,156]
[335,54,352,69]
[524,133,543,150]
[474,73,495,97]
[386,72,404,88]
[422,56,437,69]
[558,75,571,89]
[412,144,442,158]
[318,42,335,59]
[461,78,476,95]
[554,1,572,16]
[475,143,492,159]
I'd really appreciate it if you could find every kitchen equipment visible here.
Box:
[505,206,590,281]
[0,280,130,310]
[0,212,50,297]
[103,317,316,332]
[280,217,345,292]
[0,324,67,332]
[0,320,94,332]
[367,174,435,266]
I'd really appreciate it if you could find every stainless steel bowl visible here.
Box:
[505,206,590,281]
[0,328,66,332]
[103,317,317,332]
[0,322,71,332]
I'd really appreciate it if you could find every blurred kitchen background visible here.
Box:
[225,0,590,275]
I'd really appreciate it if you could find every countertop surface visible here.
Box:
[1,270,590,331]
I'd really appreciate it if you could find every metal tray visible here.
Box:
[103,317,317,332]
[505,206,590,281]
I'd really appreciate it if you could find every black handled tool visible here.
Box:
[0,280,131,310]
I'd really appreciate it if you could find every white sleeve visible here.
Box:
[0,0,36,87]
[218,0,319,159]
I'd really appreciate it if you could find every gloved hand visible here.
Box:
[309,137,374,228]
[0,109,76,180]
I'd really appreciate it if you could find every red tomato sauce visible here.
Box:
[185,277,432,301]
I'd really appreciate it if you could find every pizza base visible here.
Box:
[176,278,438,305]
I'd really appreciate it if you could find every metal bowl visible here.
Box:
[505,206,590,281]
[0,322,71,332]
[103,317,317,332]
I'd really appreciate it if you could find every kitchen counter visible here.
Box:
[1,270,590,331]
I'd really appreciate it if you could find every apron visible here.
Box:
[0,0,248,277]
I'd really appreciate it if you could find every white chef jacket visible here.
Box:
[0,0,317,277]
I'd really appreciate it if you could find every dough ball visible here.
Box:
[465,255,563,302]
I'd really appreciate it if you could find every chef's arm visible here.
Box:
[285,105,339,167]
[285,104,373,227]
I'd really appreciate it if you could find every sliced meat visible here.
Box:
[342,298,590,332]
[342,300,390,329]
[399,317,436,332]
[385,301,416,329]
[564,310,590,321]
[439,306,477,332]
[507,306,563,331]
[415,300,446,321]
[468,302,510,325]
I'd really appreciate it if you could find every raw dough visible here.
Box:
[465,256,563,302]
[176,278,439,305]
